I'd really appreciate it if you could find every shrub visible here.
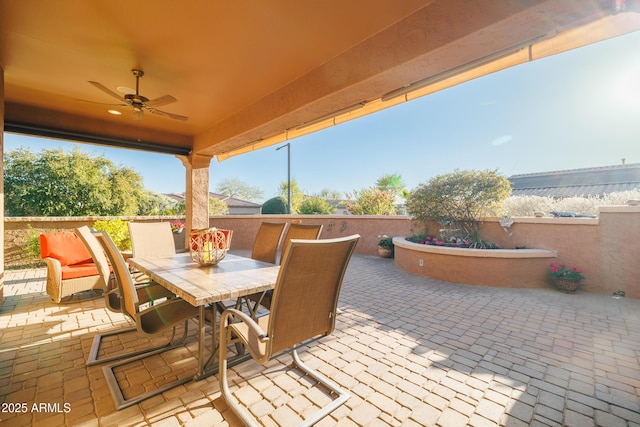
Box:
[21,225,45,264]
[346,187,397,215]
[406,169,511,245]
[261,196,288,214]
[209,197,229,215]
[93,218,131,251]
[298,197,336,214]
[502,189,640,217]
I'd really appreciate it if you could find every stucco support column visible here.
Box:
[178,153,213,245]
[1,64,5,307]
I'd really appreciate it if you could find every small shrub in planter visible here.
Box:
[406,169,511,247]
[377,235,394,257]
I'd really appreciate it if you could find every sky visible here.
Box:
[5,31,640,203]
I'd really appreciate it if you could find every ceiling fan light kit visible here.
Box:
[86,69,188,121]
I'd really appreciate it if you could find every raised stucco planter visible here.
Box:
[393,237,558,288]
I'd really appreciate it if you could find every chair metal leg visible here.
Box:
[86,321,184,366]
[101,320,193,410]
[219,315,261,427]
[290,344,350,427]
[219,323,350,427]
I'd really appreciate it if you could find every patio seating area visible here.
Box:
[1,253,639,426]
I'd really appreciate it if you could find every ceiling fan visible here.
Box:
[87,69,188,121]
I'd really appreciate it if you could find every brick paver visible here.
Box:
[1,256,639,426]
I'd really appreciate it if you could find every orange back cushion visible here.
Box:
[39,231,94,266]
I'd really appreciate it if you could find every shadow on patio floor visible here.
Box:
[1,256,639,426]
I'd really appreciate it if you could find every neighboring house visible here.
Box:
[165,192,262,215]
[508,162,640,198]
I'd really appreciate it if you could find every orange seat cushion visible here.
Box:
[40,231,93,266]
[61,262,99,280]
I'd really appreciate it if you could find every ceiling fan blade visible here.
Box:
[145,95,177,108]
[77,99,127,106]
[88,81,126,102]
[146,107,188,121]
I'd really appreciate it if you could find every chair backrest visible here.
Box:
[75,226,110,288]
[93,232,124,313]
[39,231,93,266]
[279,223,323,264]
[267,234,360,355]
[251,222,287,264]
[98,231,141,320]
[128,222,176,258]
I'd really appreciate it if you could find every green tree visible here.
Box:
[278,179,304,213]
[376,173,406,197]
[406,169,511,245]
[346,187,397,215]
[216,178,263,202]
[299,196,336,214]
[4,147,148,216]
[137,191,182,215]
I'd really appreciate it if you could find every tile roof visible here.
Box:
[164,192,261,208]
[208,192,262,208]
[508,163,640,197]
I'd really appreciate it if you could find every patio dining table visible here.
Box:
[128,252,280,380]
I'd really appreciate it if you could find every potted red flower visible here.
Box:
[549,263,585,293]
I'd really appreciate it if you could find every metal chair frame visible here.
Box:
[79,227,199,410]
[219,234,360,426]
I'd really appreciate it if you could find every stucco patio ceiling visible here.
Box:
[1,0,639,161]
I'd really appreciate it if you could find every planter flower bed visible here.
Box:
[394,237,557,288]
[407,235,500,249]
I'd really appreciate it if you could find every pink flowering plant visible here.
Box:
[549,263,584,281]
[407,233,500,249]
[170,221,185,233]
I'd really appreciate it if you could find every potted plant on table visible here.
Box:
[377,235,394,258]
[549,263,585,293]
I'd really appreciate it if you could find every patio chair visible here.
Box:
[228,222,286,318]
[219,234,360,427]
[240,223,324,317]
[128,221,177,283]
[39,230,106,303]
[75,226,175,366]
[128,221,176,257]
[250,222,287,264]
[87,229,200,409]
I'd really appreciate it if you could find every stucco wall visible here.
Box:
[4,207,639,298]
[206,215,416,254]
[414,206,640,298]
[394,239,557,288]
[4,215,415,265]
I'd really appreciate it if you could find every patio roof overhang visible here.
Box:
[1,0,639,161]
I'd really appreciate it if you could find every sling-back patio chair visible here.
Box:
[87,229,200,409]
[241,223,324,317]
[219,234,360,427]
[214,222,285,315]
[128,221,177,257]
[250,222,287,264]
[76,227,176,366]
[128,221,177,284]
[228,222,287,317]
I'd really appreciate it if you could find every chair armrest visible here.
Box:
[222,308,268,341]
[42,257,63,284]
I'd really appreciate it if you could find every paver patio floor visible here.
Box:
[1,254,639,426]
